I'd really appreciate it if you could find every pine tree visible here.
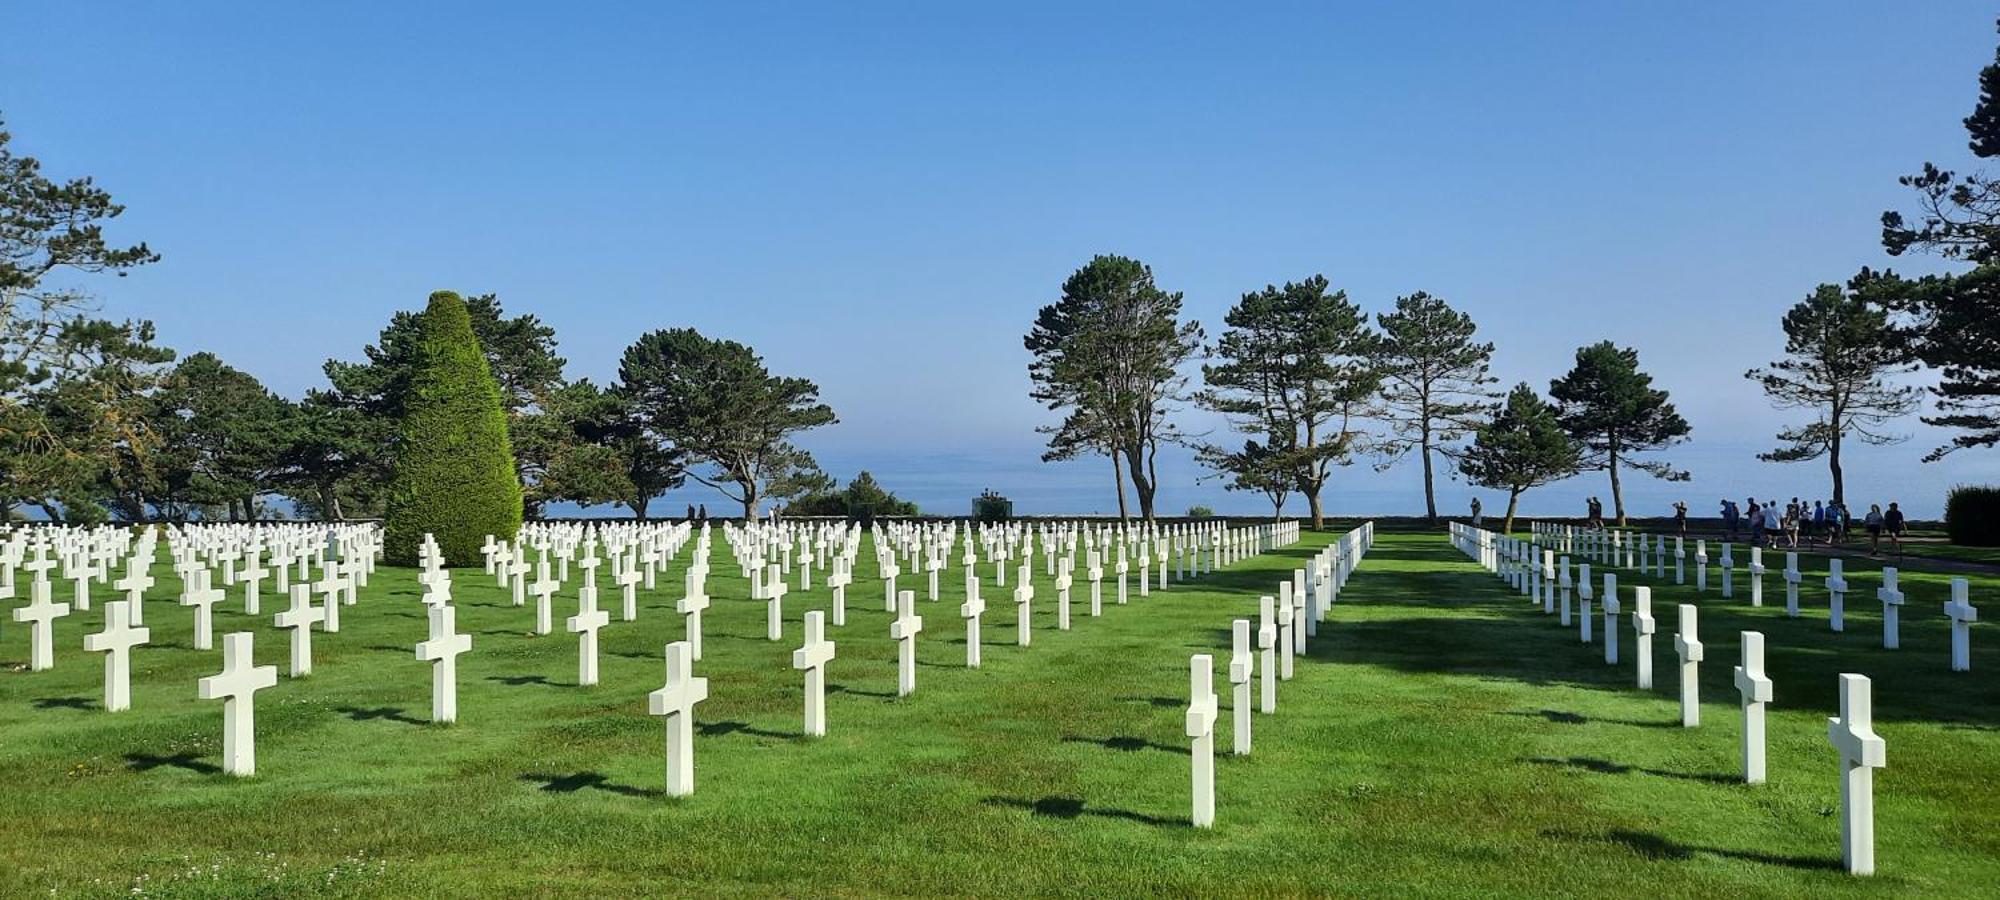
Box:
[383,291,522,566]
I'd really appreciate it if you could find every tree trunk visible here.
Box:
[1110,451,1129,521]
[1829,432,1845,507]
[1503,488,1522,534]
[1420,422,1438,525]
[1608,442,1627,526]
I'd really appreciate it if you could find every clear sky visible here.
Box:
[8,2,2000,518]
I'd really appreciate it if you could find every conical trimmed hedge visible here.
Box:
[383,291,523,566]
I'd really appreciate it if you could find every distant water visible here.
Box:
[546,438,1992,521]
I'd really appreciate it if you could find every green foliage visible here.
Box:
[1548,341,1690,524]
[1745,283,1918,504]
[322,293,563,516]
[382,291,523,565]
[618,327,835,517]
[1375,291,1497,522]
[972,489,1012,523]
[0,115,171,520]
[1196,275,1374,528]
[1459,383,1580,533]
[1945,485,2000,546]
[1026,255,1203,520]
[788,470,919,523]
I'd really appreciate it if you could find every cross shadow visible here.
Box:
[1061,734,1190,756]
[826,683,896,699]
[33,696,95,711]
[487,674,555,687]
[1114,695,1182,709]
[697,720,800,740]
[336,705,426,726]
[1501,709,1680,729]
[519,771,659,798]
[1546,828,1844,871]
[125,752,222,776]
[1522,756,1739,786]
[982,795,1185,828]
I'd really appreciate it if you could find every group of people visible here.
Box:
[1710,497,1907,555]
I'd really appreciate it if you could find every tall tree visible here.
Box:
[1872,20,2000,458]
[618,327,835,517]
[1744,283,1919,504]
[1195,439,1293,520]
[382,292,522,565]
[1374,291,1498,524]
[1548,341,1691,526]
[151,352,297,520]
[1196,275,1376,528]
[1026,255,1203,521]
[1459,384,1580,534]
[323,293,563,514]
[0,115,166,520]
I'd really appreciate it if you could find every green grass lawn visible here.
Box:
[2,530,1995,897]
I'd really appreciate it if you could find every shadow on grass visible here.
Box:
[827,683,896,699]
[1546,827,1844,871]
[698,720,801,740]
[125,752,221,776]
[1521,755,1739,786]
[1500,708,1679,729]
[982,795,1186,828]
[520,771,659,799]
[1061,734,1189,756]
[336,705,426,726]
[33,696,94,711]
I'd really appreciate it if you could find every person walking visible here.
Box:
[1864,504,1884,555]
[1885,502,1907,556]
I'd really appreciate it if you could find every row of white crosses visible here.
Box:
[1527,521,1981,671]
[1187,522,1372,827]
[1456,521,1893,876]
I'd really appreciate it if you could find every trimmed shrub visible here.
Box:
[1945,485,2000,547]
[383,291,523,566]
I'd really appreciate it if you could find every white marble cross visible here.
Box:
[83,599,150,712]
[416,604,472,723]
[1257,595,1277,713]
[567,585,610,687]
[890,589,923,697]
[114,557,154,626]
[960,578,985,668]
[676,570,710,661]
[1632,586,1656,690]
[530,566,558,636]
[1826,559,1849,632]
[1946,577,1977,672]
[1674,604,1703,727]
[1187,653,1219,828]
[197,632,279,777]
[183,569,225,651]
[1827,673,1886,876]
[617,564,642,622]
[1012,563,1033,647]
[273,584,324,677]
[765,563,788,641]
[792,609,835,737]
[1229,619,1252,756]
[1734,630,1773,784]
[1875,567,1904,650]
[648,641,708,797]
[12,573,70,671]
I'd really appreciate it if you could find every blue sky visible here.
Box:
[8,2,2000,518]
